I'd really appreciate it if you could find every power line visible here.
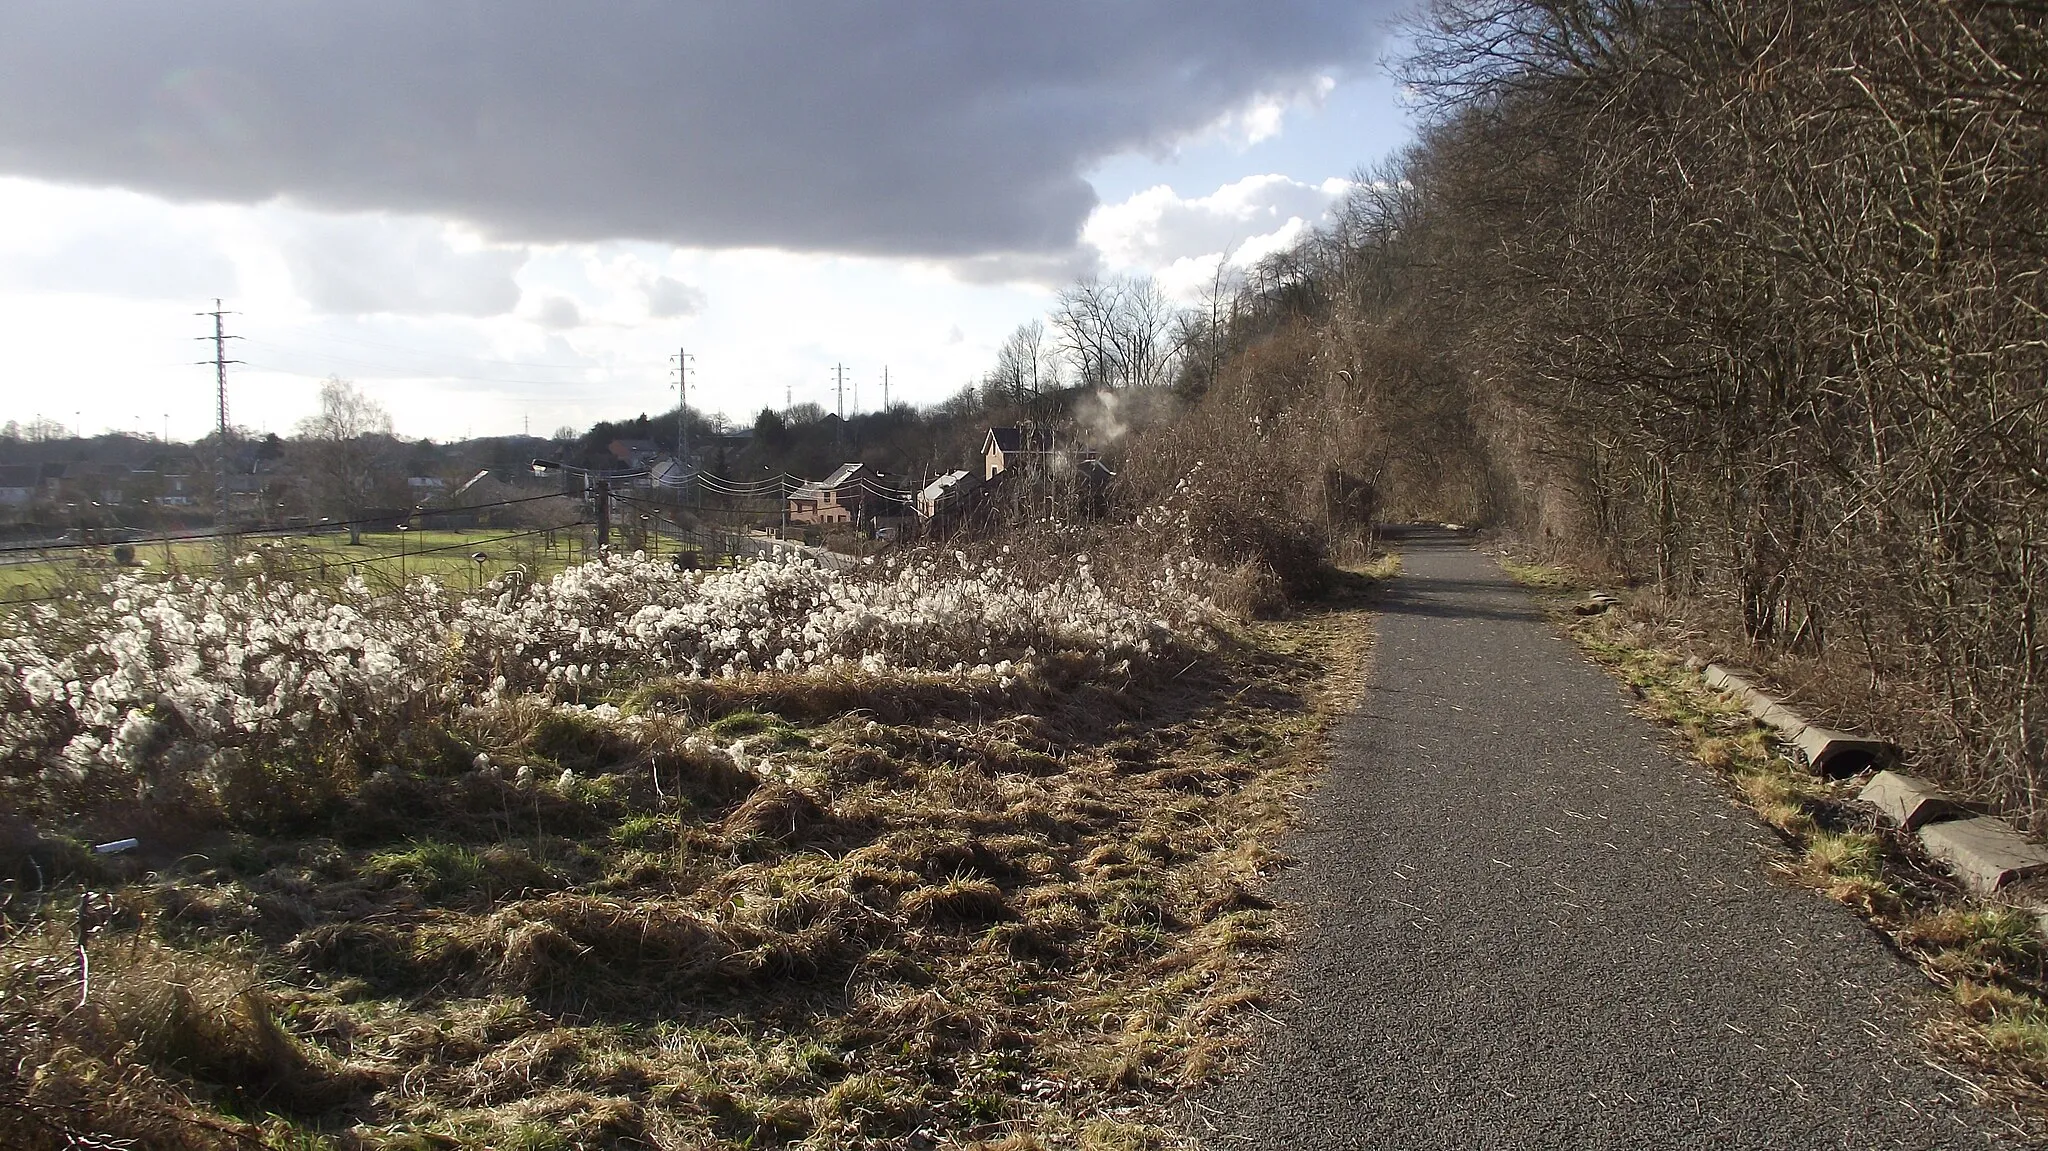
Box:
[238,357,598,390]
[264,522,584,582]
[247,328,600,371]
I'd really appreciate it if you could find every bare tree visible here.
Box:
[987,319,1063,408]
[294,376,393,545]
[1119,274,1184,390]
[1051,273,1186,391]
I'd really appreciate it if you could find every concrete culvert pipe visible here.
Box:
[1790,727,1896,778]
[1704,664,1897,778]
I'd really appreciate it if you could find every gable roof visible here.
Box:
[791,462,872,502]
[985,426,1056,454]
[919,469,974,503]
[609,438,663,462]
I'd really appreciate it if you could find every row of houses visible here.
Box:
[0,463,209,509]
[782,426,1111,533]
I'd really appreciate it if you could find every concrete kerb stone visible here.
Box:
[1853,772,2048,906]
[1697,668,2048,919]
[1858,770,1961,832]
[1917,817,2048,896]
[1701,663,1897,777]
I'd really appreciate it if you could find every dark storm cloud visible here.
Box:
[0,2,1395,258]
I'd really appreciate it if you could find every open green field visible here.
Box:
[0,528,642,603]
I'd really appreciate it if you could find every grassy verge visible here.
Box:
[0,576,1381,1149]
[0,529,596,602]
[1500,557,2048,1116]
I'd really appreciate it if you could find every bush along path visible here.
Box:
[1200,533,2028,1149]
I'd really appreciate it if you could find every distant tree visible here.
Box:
[294,376,393,545]
[988,319,1062,407]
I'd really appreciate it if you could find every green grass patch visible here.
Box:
[1499,557,1579,591]
[363,840,489,898]
[0,528,590,608]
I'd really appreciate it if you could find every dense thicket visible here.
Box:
[1134,0,2048,812]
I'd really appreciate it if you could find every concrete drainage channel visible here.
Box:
[1700,661,2048,900]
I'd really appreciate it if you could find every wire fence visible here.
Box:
[0,521,589,609]
[3,464,939,607]
[0,492,576,557]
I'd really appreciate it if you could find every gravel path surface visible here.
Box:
[1200,536,2024,1149]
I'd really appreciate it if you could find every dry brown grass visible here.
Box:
[0,920,376,1150]
[0,582,1377,1149]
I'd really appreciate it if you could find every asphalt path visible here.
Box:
[1200,536,2023,1149]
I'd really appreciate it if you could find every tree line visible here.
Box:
[1119,0,2048,813]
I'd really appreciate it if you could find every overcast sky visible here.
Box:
[0,2,1416,442]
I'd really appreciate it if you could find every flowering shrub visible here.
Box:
[0,570,454,815]
[0,552,1218,821]
[455,550,1217,691]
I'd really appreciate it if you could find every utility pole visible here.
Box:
[832,363,848,421]
[595,477,612,551]
[882,365,890,411]
[671,347,695,465]
[195,300,241,559]
[671,349,696,524]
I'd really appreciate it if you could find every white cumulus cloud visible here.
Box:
[534,296,583,331]
[644,275,707,319]
[1083,173,1351,297]
[273,212,526,317]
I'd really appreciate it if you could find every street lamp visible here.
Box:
[764,465,789,538]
